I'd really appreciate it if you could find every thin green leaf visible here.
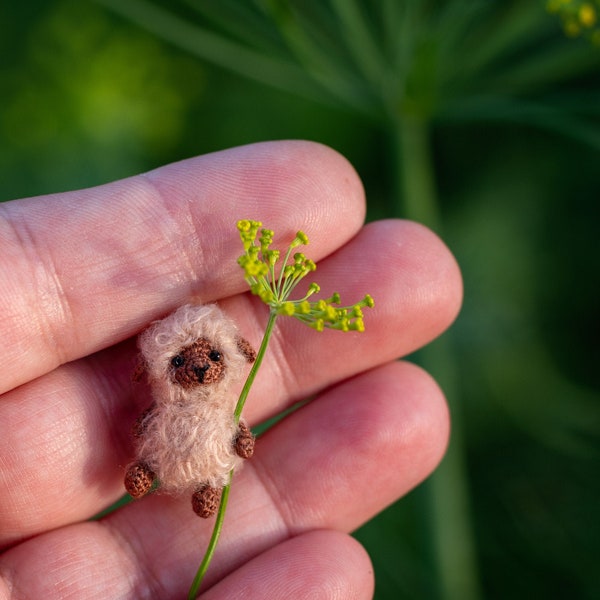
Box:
[329,0,388,86]
[441,94,600,150]
[258,0,378,113]
[95,0,339,107]
[483,38,600,95]
[454,1,551,84]
[180,0,284,55]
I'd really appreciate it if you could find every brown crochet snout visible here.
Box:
[170,338,226,389]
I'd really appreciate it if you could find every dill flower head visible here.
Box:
[237,220,374,332]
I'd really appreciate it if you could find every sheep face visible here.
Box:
[169,337,226,388]
[138,304,251,406]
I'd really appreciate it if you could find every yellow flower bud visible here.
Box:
[298,300,311,314]
[290,230,309,248]
[278,302,296,316]
[363,294,375,308]
[308,282,320,295]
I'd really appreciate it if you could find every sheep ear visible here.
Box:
[236,337,256,363]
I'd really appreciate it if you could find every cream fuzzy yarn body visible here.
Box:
[133,304,251,493]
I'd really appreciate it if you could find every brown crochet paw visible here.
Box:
[192,485,221,518]
[234,421,255,459]
[124,462,155,498]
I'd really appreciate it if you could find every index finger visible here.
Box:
[0,141,365,394]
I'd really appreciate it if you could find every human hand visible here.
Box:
[0,141,462,598]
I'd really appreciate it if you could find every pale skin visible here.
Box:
[0,141,462,599]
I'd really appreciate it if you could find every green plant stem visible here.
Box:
[234,310,278,421]
[187,475,231,600]
[393,114,441,231]
[187,310,278,599]
[392,116,482,600]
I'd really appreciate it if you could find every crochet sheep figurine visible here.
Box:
[124,304,257,517]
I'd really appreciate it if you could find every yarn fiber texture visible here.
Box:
[132,304,252,492]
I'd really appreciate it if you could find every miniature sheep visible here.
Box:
[124,304,257,517]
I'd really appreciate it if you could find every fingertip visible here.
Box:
[355,219,463,355]
[202,530,374,600]
[144,139,367,247]
[332,359,451,494]
[400,220,464,332]
[278,218,463,374]
[389,360,452,476]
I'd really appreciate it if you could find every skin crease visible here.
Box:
[0,141,462,599]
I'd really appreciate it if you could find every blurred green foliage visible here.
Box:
[2,1,599,599]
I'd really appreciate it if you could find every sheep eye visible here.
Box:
[171,355,185,368]
[208,350,222,362]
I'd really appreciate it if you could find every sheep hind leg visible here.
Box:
[124,462,155,498]
[192,485,222,518]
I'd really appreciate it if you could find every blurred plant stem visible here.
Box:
[393,115,481,600]
[393,115,440,230]
[421,337,482,600]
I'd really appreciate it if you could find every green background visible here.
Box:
[2,2,599,598]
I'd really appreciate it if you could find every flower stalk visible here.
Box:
[187,220,373,598]
[187,311,276,600]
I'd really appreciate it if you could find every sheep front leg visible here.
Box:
[234,421,255,459]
